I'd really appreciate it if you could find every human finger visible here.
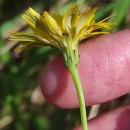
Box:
[40,29,130,108]
[73,105,130,130]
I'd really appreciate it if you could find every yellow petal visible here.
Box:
[15,43,43,51]
[9,32,51,45]
[62,5,77,33]
[90,32,109,35]
[70,5,79,38]
[94,22,113,29]
[43,11,60,35]
[76,7,97,34]
[54,13,63,31]
[71,5,79,26]
[15,43,34,51]
[22,8,52,39]
[97,13,116,23]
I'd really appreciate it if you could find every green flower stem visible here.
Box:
[68,65,88,130]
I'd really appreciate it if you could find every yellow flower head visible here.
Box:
[9,5,114,67]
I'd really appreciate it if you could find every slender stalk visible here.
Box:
[68,65,88,130]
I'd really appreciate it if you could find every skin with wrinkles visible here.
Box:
[74,106,130,130]
[40,29,130,130]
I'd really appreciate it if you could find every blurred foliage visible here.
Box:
[0,0,130,130]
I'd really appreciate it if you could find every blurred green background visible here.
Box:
[0,0,130,130]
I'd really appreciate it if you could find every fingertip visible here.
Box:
[40,57,70,107]
[73,105,130,130]
[40,29,130,108]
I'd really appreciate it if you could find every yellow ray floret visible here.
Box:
[9,5,115,52]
